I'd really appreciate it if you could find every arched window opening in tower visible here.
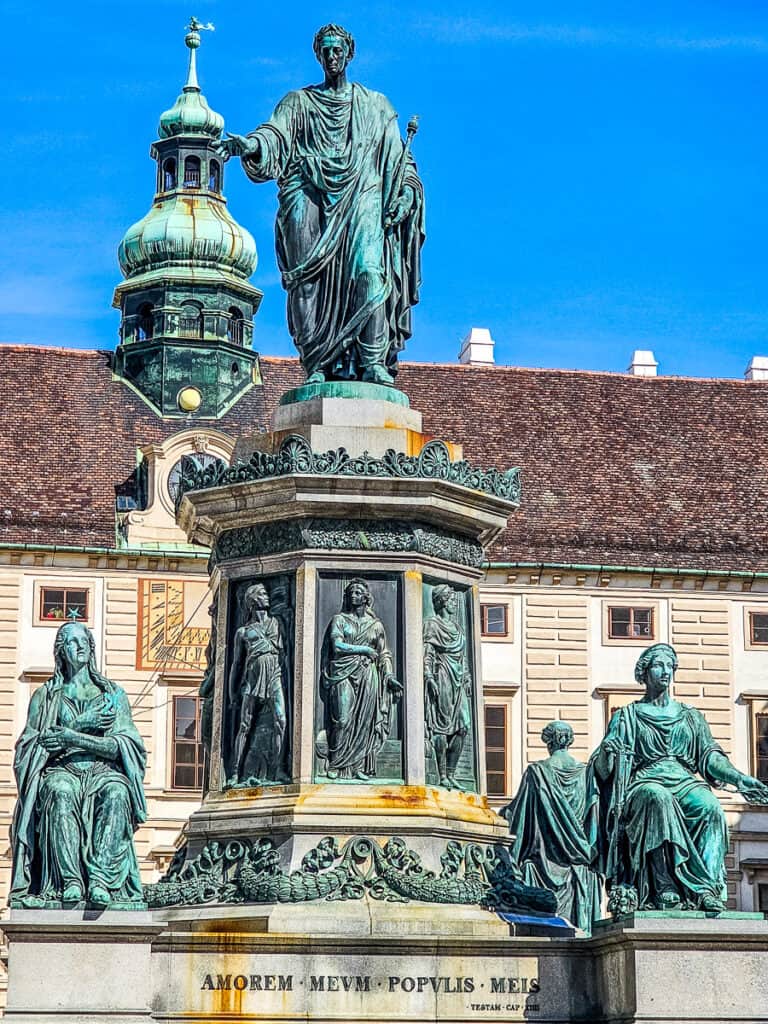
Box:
[162,157,177,191]
[180,303,203,339]
[227,307,244,345]
[208,160,221,192]
[137,303,154,341]
[183,155,201,188]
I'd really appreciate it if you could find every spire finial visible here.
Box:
[184,16,215,92]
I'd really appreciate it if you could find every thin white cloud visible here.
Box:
[417,17,768,53]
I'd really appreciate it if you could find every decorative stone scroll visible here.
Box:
[144,834,557,916]
[210,518,484,569]
[177,435,522,507]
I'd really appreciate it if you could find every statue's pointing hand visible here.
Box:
[215,132,259,161]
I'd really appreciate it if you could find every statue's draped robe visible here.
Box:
[423,614,471,740]
[592,702,728,908]
[320,611,395,777]
[10,679,147,904]
[242,83,424,378]
[503,757,601,934]
[236,616,285,778]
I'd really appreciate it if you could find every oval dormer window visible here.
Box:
[183,155,201,188]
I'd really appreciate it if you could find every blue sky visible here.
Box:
[3,0,768,377]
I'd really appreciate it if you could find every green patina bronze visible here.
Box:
[177,434,522,506]
[113,21,262,419]
[226,583,289,788]
[210,518,484,570]
[10,622,147,910]
[592,643,768,914]
[423,584,476,793]
[279,380,411,407]
[144,833,557,915]
[218,24,424,388]
[502,721,602,935]
[315,579,402,782]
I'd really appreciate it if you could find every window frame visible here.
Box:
[169,692,205,792]
[743,693,768,786]
[479,600,512,642]
[594,685,642,730]
[33,581,94,627]
[602,600,659,646]
[483,700,512,799]
[744,606,768,651]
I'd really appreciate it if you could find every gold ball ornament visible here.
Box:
[177,386,202,412]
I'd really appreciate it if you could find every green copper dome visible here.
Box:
[118,196,257,279]
[158,22,224,138]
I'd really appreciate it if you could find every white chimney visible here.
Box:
[745,356,768,381]
[459,327,495,366]
[627,349,658,377]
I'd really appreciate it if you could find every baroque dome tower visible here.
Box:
[112,20,262,418]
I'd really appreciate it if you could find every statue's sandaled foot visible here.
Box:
[88,884,111,908]
[701,892,725,913]
[306,371,326,385]
[447,775,465,792]
[354,769,371,781]
[62,883,84,906]
[656,889,682,910]
[362,365,394,386]
[327,768,339,780]
[439,775,451,789]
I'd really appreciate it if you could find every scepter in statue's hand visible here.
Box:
[384,114,419,230]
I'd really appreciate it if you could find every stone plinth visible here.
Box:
[6,909,768,1022]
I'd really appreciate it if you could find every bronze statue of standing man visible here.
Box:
[217,24,425,386]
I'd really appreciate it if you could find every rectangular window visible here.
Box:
[756,713,768,784]
[172,695,204,790]
[759,883,768,914]
[481,604,509,637]
[750,613,768,646]
[39,586,90,623]
[484,703,509,796]
[608,606,654,640]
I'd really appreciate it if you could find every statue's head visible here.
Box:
[634,642,678,691]
[313,23,355,73]
[432,584,456,614]
[541,720,574,755]
[342,578,372,613]
[54,621,96,675]
[244,583,270,614]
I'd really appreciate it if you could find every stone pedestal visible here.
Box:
[5,908,768,1022]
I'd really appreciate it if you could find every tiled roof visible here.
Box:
[2,344,768,572]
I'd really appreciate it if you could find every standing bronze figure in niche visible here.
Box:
[10,622,146,909]
[317,579,402,780]
[217,24,425,386]
[227,583,288,787]
[423,584,473,790]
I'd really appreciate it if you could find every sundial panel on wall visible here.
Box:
[137,578,211,672]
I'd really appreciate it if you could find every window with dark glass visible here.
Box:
[755,713,768,784]
[227,306,244,344]
[172,695,204,790]
[183,155,201,188]
[481,603,508,637]
[208,159,221,192]
[484,704,508,796]
[136,302,154,341]
[749,613,768,646]
[162,157,177,190]
[40,587,89,622]
[608,606,654,640]
[759,883,768,914]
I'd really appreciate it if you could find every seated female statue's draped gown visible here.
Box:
[319,608,395,778]
[241,83,424,380]
[592,701,728,908]
[10,677,147,905]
